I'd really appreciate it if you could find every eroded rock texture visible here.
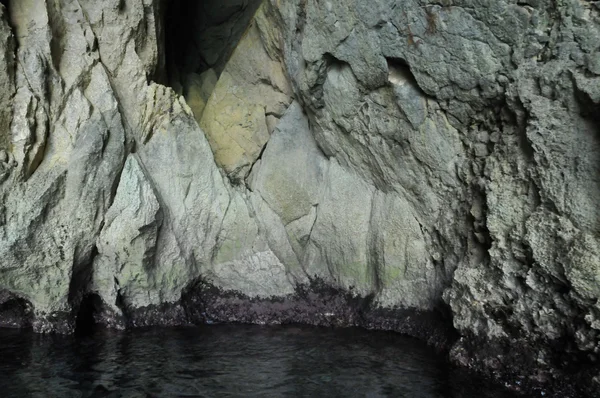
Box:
[0,0,599,395]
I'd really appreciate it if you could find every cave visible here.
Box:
[0,0,598,396]
[0,291,33,328]
[164,0,263,99]
[74,293,104,336]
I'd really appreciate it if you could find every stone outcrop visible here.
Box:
[0,0,599,395]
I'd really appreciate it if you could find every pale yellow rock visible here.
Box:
[184,69,218,121]
[201,71,270,179]
[200,3,292,182]
[185,89,206,123]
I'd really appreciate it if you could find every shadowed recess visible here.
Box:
[75,293,104,336]
[164,0,263,97]
[0,290,33,328]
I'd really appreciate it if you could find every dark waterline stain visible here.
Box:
[0,325,522,397]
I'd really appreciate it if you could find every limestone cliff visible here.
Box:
[0,0,599,395]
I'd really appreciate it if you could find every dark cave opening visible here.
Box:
[0,0,8,10]
[385,57,430,97]
[0,292,33,328]
[75,293,104,336]
[164,0,263,99]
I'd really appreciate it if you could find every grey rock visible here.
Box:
[0,3,14,154]
[92,154,162,320]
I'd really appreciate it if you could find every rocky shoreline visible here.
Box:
[80,285,600,398]
[4,280,598,397]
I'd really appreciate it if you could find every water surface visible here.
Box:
[0,325,520,397]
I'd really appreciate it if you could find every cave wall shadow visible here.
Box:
[164,0,264,95]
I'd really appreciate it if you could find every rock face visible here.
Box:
[200,3,293,181]
[0,0,598,395]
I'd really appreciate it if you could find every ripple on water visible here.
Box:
[0,325,520,397]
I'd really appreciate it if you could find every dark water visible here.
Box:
[0,325,520,398]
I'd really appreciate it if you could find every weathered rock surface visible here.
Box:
[0,0,598,395]
[200,2,293,181]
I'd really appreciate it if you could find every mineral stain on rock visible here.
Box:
[0,0,598,396]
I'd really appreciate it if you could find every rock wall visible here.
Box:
[0,0,598,395]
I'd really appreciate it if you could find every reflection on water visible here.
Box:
[0,325,519,397]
